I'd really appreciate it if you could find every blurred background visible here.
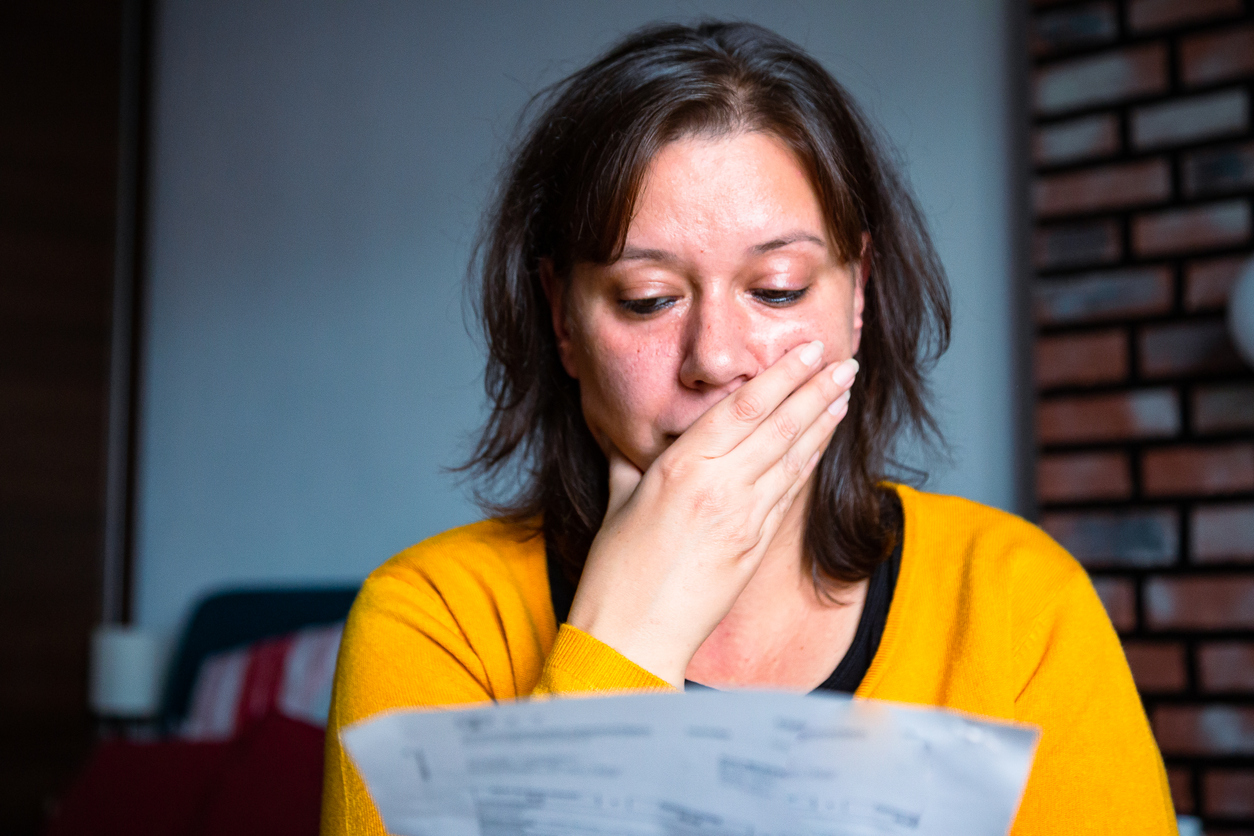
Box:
[1,0,1251,833]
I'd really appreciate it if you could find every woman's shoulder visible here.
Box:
[895,484,1080,576]
[892,484,1090,625]
[871,485,1110,710]
[378,517,543,570]
[330,518,555,738]
[359,517,549,612]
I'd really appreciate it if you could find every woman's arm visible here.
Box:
[1011,570,1176,835]
[321,538,675,836]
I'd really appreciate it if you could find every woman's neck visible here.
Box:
[683,489,868,691]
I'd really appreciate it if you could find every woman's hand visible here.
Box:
[565,340,859,686]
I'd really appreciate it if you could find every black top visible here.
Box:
[546,493,903,696]
[812,517,901,693]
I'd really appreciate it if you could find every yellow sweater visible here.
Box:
[322,485,1176,835]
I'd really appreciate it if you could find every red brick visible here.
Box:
[1033,266,1173,324]
[1038,451,1131,502]
[1038,388,1179,444]
[1154,705,1254,755]
[1168,767,1194,814]
[1133,200,1252,257]
[1031,2,1117,56]
[1042,508,1178,567]
[1128,0,1244,31]
[1192,503,1254,563]
[1205,769,1254,817]
[1034,159,1170,217]
[1181,24,1254,87]
[1139,319,1244,377]
[1194,383,1254,434]
[1186,255,1249,310]
[1034,220,1122,269]
[1035,329,1127,388]
[1033,114,1120,167]
[1198,641,1254,690]
[1131,89,1248,149]
[1092,576,1137,631]
[1143,443,1254,496]
[1146,575,1254,629]
[1184,141,1254,197]
[1123,641,1186,691]
[1034,44,1168,115]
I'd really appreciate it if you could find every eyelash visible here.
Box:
[752,288,807,306]
[618,297,678,316]
[617,287,808,317]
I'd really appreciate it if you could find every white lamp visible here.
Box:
[89,624,162,718]
[1230,257,1254,367]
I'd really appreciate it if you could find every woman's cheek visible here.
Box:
[754,317,825,368]
[575,334,666,449]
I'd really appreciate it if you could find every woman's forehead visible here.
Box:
[621,132,834,265]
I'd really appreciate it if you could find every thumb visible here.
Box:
[605,444,643,519]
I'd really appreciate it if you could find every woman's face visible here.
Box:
[547,131,865,471]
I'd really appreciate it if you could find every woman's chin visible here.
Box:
[625,438,671,472]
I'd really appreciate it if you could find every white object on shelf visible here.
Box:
[89,624,162,718]
[1229,257,1254,367]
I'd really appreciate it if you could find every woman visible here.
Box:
[323,21,1175,835]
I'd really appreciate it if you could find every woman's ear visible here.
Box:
[539,258,580,379]
[850,233,870,356]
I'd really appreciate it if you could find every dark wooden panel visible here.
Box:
[0,1,124,832]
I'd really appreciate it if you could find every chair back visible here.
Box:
[159,586,359,731]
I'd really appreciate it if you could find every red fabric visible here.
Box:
[46,738,232,836]
[193,713,325,836]
[235,633,294,731]
[45,714,325,836]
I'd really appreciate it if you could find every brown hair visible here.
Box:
[463,21,951,588]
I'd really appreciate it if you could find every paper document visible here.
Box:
[342,690,1038,836]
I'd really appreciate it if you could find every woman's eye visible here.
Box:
[618,296,677,316]
[752,288,807,306]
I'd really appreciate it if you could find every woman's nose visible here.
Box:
[678,295,758,391]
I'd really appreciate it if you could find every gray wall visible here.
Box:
[135,0,1024,634]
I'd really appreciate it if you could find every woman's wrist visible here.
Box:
[566,600,691,688]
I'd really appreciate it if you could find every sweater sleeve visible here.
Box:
[321,556,672,836]
[1010,567,1177,835]
[534,624,679,694]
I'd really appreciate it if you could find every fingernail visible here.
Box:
[828,390,851,416]
[798,340,824,367]
[831,358,859,387]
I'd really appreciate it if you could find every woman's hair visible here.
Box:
[463,21,951,588]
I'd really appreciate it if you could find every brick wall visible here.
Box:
[1029,0,1254,830]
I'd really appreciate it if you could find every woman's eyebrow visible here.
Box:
[617,232,825,264]
[750,231,826,254]
[617,246,679,264]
